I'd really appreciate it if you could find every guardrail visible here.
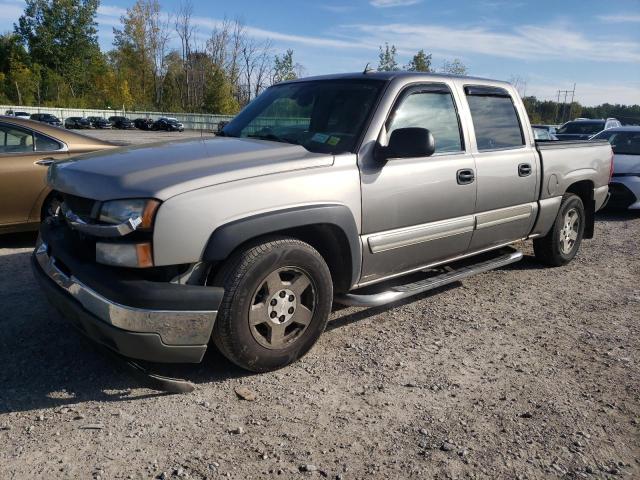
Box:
[1,105,235,131]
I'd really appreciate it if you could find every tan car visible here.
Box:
[0,116,116,234]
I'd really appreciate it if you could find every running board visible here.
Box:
[336,248,523,307]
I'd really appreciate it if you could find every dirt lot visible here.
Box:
[77,128,216,145]
[0,211,638,480]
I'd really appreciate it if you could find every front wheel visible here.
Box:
[533,193,585,267]
[211,237,333,372]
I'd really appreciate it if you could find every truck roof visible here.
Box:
[280,71,512,88]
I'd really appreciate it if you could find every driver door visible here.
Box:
[359,83,477,284]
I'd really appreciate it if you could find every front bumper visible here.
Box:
[32,225,223,363]
[609,177,640,210]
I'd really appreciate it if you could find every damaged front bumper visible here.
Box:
[32,223,223,363]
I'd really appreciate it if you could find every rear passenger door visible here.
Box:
[462,85,539,251]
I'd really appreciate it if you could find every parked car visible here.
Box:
[30,113,63,127]
[532,126,558,141]
[591,126,640,209]
[217,120,229,133]
[108,116,135,129]
[64,117,92,129]
[152,117,184,132]
[33,72,612,374]
[0,116,116,234]
[134,118,154,130]
[87,116,112,129]
[532,124,557,135]
[555,118,621,140]
[5,110,31,119]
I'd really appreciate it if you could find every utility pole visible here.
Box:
[555,84,576,125]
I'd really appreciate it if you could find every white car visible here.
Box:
[592,126,640,210]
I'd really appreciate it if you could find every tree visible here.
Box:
[406,49,432,72]
[441,58,468,76]
[14,0,103,102]
[272,49,298,83]
[112,0,171,109]
[377,43,398,72]
[204,66,239,114]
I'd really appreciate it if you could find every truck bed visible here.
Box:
[536,139,612,202]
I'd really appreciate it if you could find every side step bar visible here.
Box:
[335,248,523,307]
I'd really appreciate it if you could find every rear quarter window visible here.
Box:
[465,87,524,151]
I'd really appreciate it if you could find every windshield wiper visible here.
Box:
[247,134,298,145]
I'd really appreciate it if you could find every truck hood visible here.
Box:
[49,136,334,201]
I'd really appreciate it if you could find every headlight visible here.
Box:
[96,242,153,268]
[99,199,160,230]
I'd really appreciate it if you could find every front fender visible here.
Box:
[203,204,361,287]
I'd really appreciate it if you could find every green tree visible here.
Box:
[14,0,102,102]
[406,49,432,72]
[204,67,239,115]
[441,58,468,76]
[377,43,398,72]
[272,49,298,83]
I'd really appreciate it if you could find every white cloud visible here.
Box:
[97,5,127,18]
[340,22,640,63]
[370,0,422,7]
[598,14,640,23]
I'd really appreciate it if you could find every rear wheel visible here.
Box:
[533,193,585,266]
[211,237,333,372]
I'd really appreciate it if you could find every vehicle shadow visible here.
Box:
[0,231,38,248]
[328,282,460,331]
[595,209,640,222]
[0,250,249,415]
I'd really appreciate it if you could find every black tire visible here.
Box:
[211,237,333,372]
[40,194,62,222]
[533,193,585,267]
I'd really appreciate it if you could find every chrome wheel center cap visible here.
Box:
[267,289,297,324]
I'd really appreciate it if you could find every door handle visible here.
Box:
[35,158,55,167]
[457,169,475,185]
[518,163,532,177]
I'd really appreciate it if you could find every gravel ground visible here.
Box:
[76,128,216,145]
[0,211,638,479]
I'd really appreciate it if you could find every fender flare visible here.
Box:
[203,204,362,287]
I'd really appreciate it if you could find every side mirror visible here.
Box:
[377,127,436,161]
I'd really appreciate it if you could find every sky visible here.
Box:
[0,0,639,106]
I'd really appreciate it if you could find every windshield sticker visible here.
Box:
[327,136,341,146]
[311,133,330,143]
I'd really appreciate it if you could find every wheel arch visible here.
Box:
[203,204,361,292]
[564,180,595,239]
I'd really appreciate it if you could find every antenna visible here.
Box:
[363,63,375,74]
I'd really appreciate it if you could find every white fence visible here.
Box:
[1,105,234,131]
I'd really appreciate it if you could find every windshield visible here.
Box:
[592,130,640,155]
[556,121,604,135]
[222,79,386,154]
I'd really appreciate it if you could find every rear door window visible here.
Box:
[34,133,62,152]
[465,86,524,151]
[0,123,34,153]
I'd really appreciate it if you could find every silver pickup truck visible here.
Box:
[33,72,612,373]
